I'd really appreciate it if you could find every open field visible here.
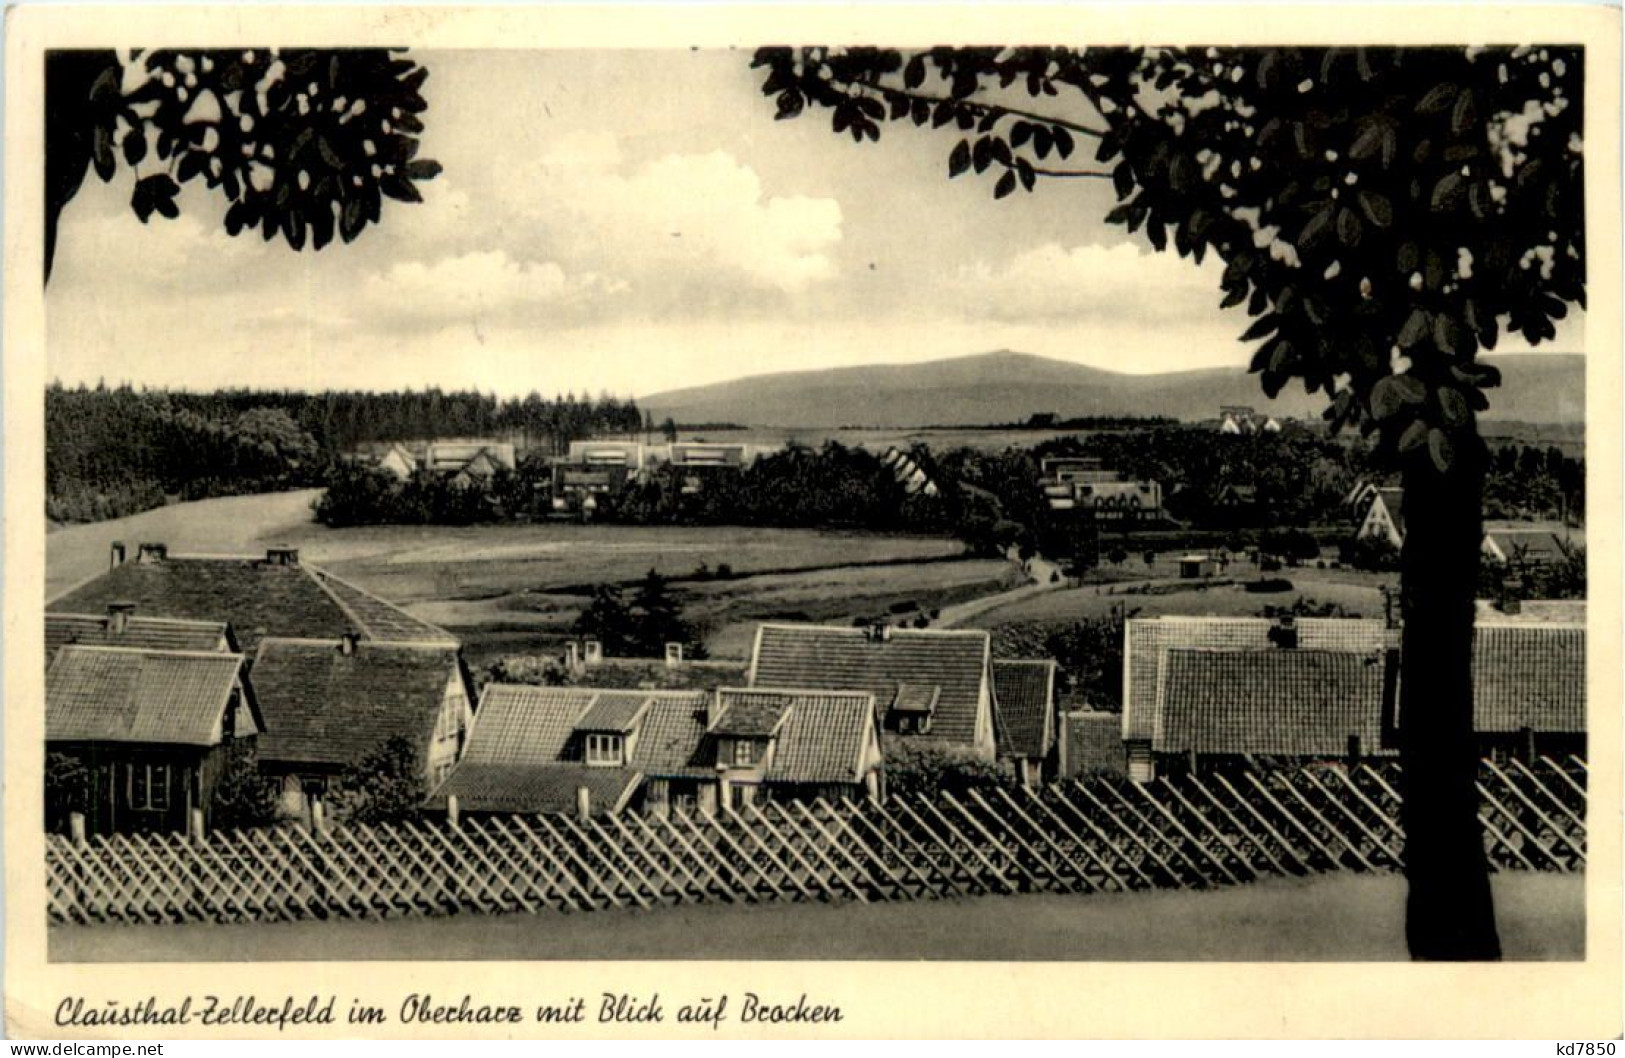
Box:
[45,490,1003,662]
[967,560,1397,629]
[49,870,1582,963]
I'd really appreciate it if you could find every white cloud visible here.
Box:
[951,241,1227,325]
[360,250,625,327]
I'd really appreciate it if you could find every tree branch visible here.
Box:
[850,75,1109,139]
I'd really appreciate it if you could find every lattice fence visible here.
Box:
[47,756,1586,925]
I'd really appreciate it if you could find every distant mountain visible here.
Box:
[640,350,1584,428]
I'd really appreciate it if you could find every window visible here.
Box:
[127,763,171,811]
[731,739,761,767]
[585,733,624,766]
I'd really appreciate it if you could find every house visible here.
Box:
[881,447,941,497]
[1468,622,1586,758]
[46,606,233,668]
[748,623,998,759]
[46,645,262,835]
[655,441,754,495]
[1122,616,1396,780]
[1481,524,1582,567]
[1218,406,1257,434]
[49,544,455,653]
[1038,458,1163,520]
[376,442,420,481]
[248,636,473,820]
[1356,487,1407,548]
[993,659,1057,787]
[1121,614,1584,779]
[1177,554,1220,579]
[425,441,518,481]
[430,684,881,816]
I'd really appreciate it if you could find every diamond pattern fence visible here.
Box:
[47,756,1586,925]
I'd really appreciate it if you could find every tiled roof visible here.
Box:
[313,571,455,644]
[891,683,941,715]
[430,762,642,814]
[715,688,877,784]
[993,659,1055,759]
[464,686,709,769]
[46,613,229,662]
[1483,530,1578,563]
[1059,711,1127,778]
[750,624,990,747]
[631,694,716,777]
[47,646,246,746]
[49,552,452,652]
[574,692,654,733]
[1123,617,1393,742]
[1158,648,1391,756]
[251,639,463,767]
[1472,623,1585,733]
[709,691,793,737]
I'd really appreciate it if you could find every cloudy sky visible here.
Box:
[46,48,1583,399]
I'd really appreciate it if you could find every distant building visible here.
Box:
[1482,524,1583,567]
[47,645,262,836]
[1355,487,1407,549]
[1038,457,1163,521]
[377,442,419,481]
[46,607,234,669]
[1177,554,1220,579]
[1056,710,1128,779]
[881,447,942,497]
[50,544,456,653]
[748,623,998,759]
[1217,406,1281,434]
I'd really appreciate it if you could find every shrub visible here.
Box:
[45,752,91,832]
[209,740,283,831]
[333,736,428,825]
[1244,577,1295,594]
[882,741,1014,799]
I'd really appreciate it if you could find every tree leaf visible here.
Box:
[1398,419,1429,453]
[1356,189,1392,228]
[402,159,443,181]
[1437,386,1471,426]
[1430,172,1465,213]
[379,174,421,203]
[92,125,116,181]
[948,139,971,178]
[1298,204,1335,249]
[1112,161,1134,199]
[1397,308,1430,348]
[1433,313,1474,357]
[972,137,992,174]
[1239,313,1280,342]
[1416,81,1458,115]
[1428,428,1455,473]
[994,170,1017,199]
[122,129,147,167]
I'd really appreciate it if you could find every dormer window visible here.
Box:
[731,738,763,767]
[585,733,625,766]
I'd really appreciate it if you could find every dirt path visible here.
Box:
[934,552,1067,628]
[49,871,1582,963]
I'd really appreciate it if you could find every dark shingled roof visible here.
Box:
[710,692,794,737]
[48,646,249,746]
[1471,623,1585,734]
[749,624,990,748]
[250,638,463,767]
[574,693,655,734]
[993,659,1055,760]
[1158,648,1391,756]
[46,613,229,663]
[430,763,642,814]
[1124,618,1394,742]
[50,551,452,652]
[715,688,878,784]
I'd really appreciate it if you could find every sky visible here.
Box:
[46,48,1585,400]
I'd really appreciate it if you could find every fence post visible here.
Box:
[69,812,87,847]
[447,794,461,831]
[311,798,326,836]
[576,786,591,822]
[189,808,206,844]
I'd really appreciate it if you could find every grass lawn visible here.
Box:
[50,871,1581,963]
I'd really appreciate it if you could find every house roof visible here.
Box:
[49,550,454,652]
[749,624,990,747]
[250,638,464,767]
[1471,623,1585,734]
[1483,529,1579,564]
[709,692,794,737]
[1157,648,1391,756]
[1123,617,1394,742]
[463,686,710,771]
[1372,487,1406,536]
[46,612,230,662]
[431,762,643,815]
[1060,710,1128,777]
[47,646,248,746]
[574,692,654,734]
[426,442,516,473]
[715,688,878,785]
[993,659,1056,759]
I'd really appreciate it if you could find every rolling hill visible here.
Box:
[640,350,1584,428]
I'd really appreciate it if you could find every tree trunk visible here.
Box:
[1397,440,1501,960]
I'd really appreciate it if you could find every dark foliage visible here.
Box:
[45,752,92,832]
[572,571,708,659]
[334,735,427,825]
[882,741,1014,799]
[208,740,283,832]
[46,48,441,280]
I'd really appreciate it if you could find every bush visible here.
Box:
[209,740,283,831]
[333,736,428,825]
[1344,535,1401,572]
[882,741,1014,799]
[1244,577,1295,594]
[45,752,91,832]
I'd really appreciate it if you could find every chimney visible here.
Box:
[339,631,360,656]
[136,542,167,563]
[266,547,300,566]
[109,541,128,570]
[106,601,137,635]
[565,641,582,672]
[665,642,684,669]
[584,638,603,666]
